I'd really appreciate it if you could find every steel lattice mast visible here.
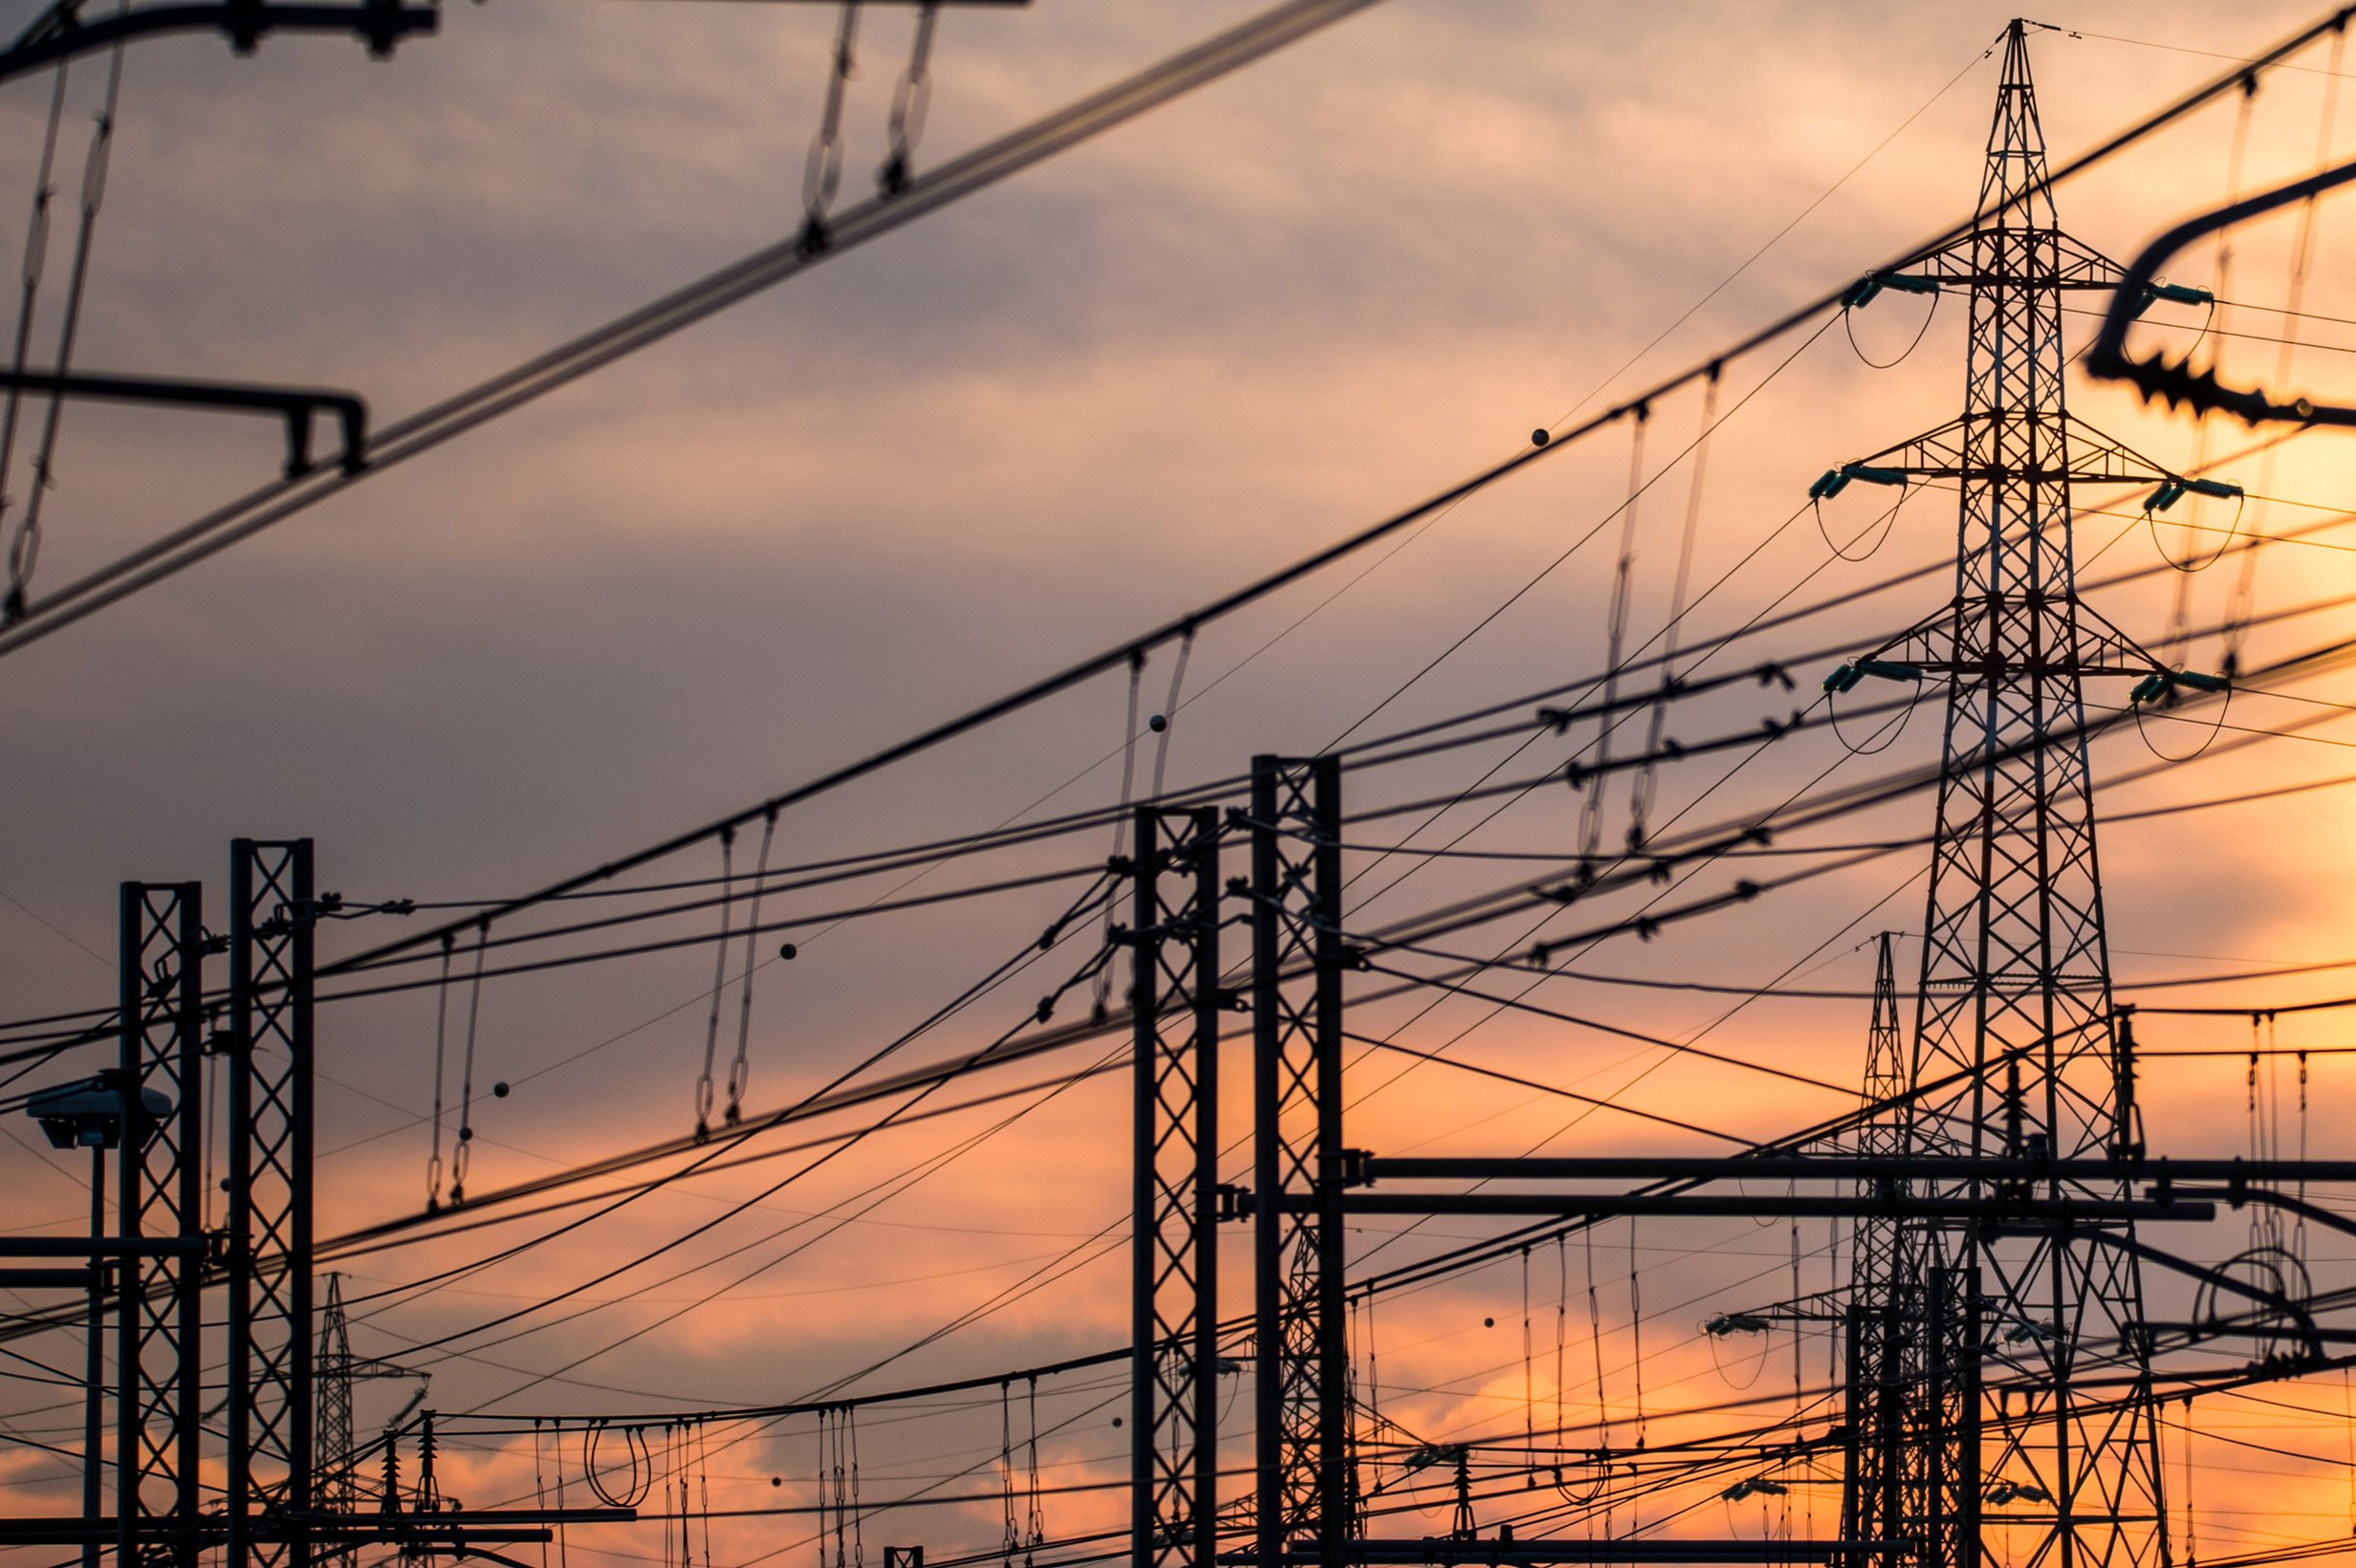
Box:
[1826,23,2189,1568]
[1128,805,1224,1568]
[316,1276,356,1568]
[117,882,205,1568]
[1843,933,1912,1568]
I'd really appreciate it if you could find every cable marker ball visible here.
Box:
[779,942,799,961]
[492,1081,510,1099]
[1484,1317,1494,1328]
[1147,714,1167,732]
[1531,428,1550,446]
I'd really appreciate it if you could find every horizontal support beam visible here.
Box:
[0,1513,615,1545]
[2139,1321,2356,1344]
[1362,1156,2356,1186]
[1220,1540,1887,1565]
[346,1532,556,1545]
[0,1523,127,1546]
[0,1235,202,1257]
[0,1267,99,1289]
[1834,469,2152,485]
[300,1510,638,1529]
[1295,1194,2212,1222]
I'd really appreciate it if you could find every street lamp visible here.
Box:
[27,1071,170,1148]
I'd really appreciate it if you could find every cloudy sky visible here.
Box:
[7,0,2356,1561]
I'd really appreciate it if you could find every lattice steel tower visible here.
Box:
[1828,22,2181,1568]
[316,1275,356,1568]
[1843,933,1912,1568]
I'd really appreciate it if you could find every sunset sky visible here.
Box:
[7,1,2356,1563]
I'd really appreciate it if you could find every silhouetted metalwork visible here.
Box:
[1827,25,2170,1568]
[227,838,316,1568]
[0,370,368,478]
[315,1276,354,1568]
[117,882,205,1568]
[1845,933,1911,1568]
[1250,754,1347,1568]
[0,2,436,81]
[1129,804,1224,1568]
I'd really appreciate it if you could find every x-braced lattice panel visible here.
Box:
[229,839,315,1568]
[1130,805,1223,1568]
[1247,755,1347,1568]
[118,882,204,1568]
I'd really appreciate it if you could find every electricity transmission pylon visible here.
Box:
[1826,22,2201,1568]
[1843,933,1911,1568]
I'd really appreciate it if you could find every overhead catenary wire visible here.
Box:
[2224,23,2345,675]
[208,1,2356,1007]
[0,0,1394,665]
[3,2,122,621]
[9,644,2346,1383]
[32,21,2356,1506]
[0,58,72,553]
[0,432,2326,1080]
[36,602,2356,1309]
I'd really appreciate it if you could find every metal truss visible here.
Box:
[1843,25,2169,1568]
[228,839,316,1568]
[1838,413,2167,492]
[1129,804,1224,1568]
[1843,934,1916,1568]
[1917,1265,1984,1568]
[117,882,205,1568]
[316,1275,355,1568]
[1248,755,1348,1568]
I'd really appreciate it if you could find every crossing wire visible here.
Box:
[23,11,2356,1506]
[159,0,2356,1008]
[0,0,1391,664]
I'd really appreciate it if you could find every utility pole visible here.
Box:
[227,839,317,1568]
[1128,804,1224,1568]
[1249,755,1347,1568]
[6,839,587,1566]
[117,882,206,1568]
[82,1133,104,1568]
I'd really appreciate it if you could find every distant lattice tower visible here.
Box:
[316,1274,355,1568]
[1842,933,1914,1568]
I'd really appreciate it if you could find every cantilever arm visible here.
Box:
[2088,155,2356,425]
[0,1,436,82]
[0,368,367,478]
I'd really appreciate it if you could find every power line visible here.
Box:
[0,0,1392,664]
[288,0,2356,1002]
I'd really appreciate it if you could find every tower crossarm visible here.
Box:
[1819,412,2172,494]
[1899,226,2128,293]
[1839,608,2160,686]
